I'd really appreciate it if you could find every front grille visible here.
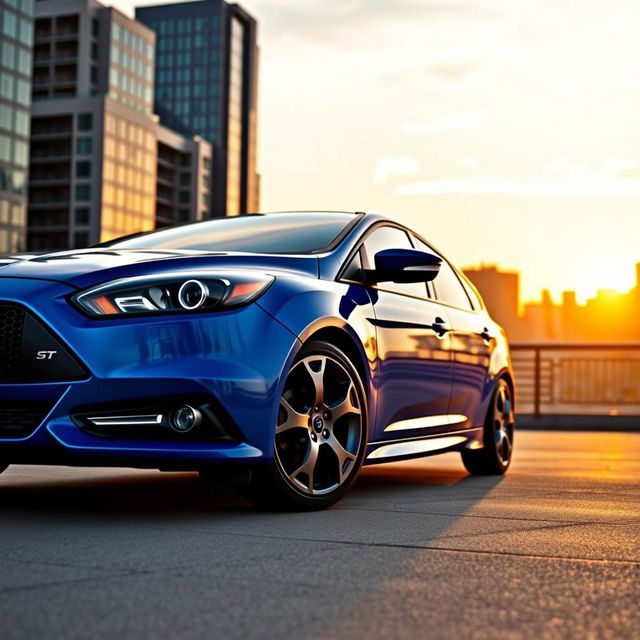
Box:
[0,400,54,438]
[0,306,24,381]
[0,303,87,384]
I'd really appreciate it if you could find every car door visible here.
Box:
[346,225,454,441]
[414,236,493,428]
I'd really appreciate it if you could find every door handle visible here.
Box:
[432,317,450,337]
[481,327,492,342]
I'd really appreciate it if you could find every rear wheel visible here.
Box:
[240,340,367,510]
[461,378,514,475]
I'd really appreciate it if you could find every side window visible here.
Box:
[411,234,474,310]
[362,226,427,299]
[433,260,474,311]
[410,235,439,300]
[461,278,483,311]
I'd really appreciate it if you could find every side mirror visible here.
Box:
[370,248,442,283]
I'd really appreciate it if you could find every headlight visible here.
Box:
[71,271,274,318]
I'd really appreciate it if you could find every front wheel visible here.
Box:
[461,378,514,475]
[239,340,368,510]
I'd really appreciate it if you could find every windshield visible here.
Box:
[109,212,359,254]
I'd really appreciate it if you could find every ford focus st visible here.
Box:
[0,212,515,509]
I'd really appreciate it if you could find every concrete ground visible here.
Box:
[0,430,638,640]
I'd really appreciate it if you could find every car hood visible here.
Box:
[0,249,320,289]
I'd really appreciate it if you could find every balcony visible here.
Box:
[511,343,640,427]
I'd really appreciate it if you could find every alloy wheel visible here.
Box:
[274,354,364,496]
[493,383,514,466]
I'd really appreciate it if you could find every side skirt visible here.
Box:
[364,427,484,465]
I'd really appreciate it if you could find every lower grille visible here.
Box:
[0,400,54,438]
[0,306,24,381]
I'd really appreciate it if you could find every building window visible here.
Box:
[17,49,31,76]
[74,231,90,248]
[14,109,28,136]
[178,191,190,204]
[16,79,30,106]
[0,104,11,131]
[76,161,91,178]
[0,72,14,100]
[179,172,190,185]
[0,134,10,163]
[18,17,33,47]
[13,140,27,166]
[74,207,90,225]
[76,137,92,154]
[78,113,93,131]
[75,184,91,201]
[2,11,17,40]
[2,41,15,70]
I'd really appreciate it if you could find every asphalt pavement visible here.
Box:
[1,430,638,640]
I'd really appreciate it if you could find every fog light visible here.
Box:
[170,405,202,433]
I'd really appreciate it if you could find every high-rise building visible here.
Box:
[27,0,212,250]
[0,0,34,253]
[136,0,259,217]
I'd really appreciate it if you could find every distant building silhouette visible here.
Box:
[463,264,522,338]
[463,262,640,343]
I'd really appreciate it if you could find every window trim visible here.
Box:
[337,221,483,311]
[337,222,433,303]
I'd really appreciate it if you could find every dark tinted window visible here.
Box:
[342,248,364,282]
[109,213,357,254]
[362,226,427,299]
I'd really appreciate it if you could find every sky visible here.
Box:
[116,0,640,303]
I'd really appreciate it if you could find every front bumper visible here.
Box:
[0,277,300,469]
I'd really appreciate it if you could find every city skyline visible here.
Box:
[464,261,640,343]
[115,0,640,303]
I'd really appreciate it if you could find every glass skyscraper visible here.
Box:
[0,0,34,253]
[136,0,259,217]
[28,0,212,251]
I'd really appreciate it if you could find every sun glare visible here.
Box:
[575,260,636,302]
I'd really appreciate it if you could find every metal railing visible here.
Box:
[510,343,640,422]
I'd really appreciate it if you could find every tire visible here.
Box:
[461,378,514,475]
[239,340,368,510]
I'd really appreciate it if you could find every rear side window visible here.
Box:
[461,278,483,310]
[432,260,474,311]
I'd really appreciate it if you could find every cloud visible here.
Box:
[395,175,640,198]
[429,62,479,81]
[456,156,479,169]
[403,112,485,134]
[374,156,420,185]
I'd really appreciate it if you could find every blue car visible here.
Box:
[0,211,515,509]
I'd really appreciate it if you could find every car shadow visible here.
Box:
[0,460,502,520]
